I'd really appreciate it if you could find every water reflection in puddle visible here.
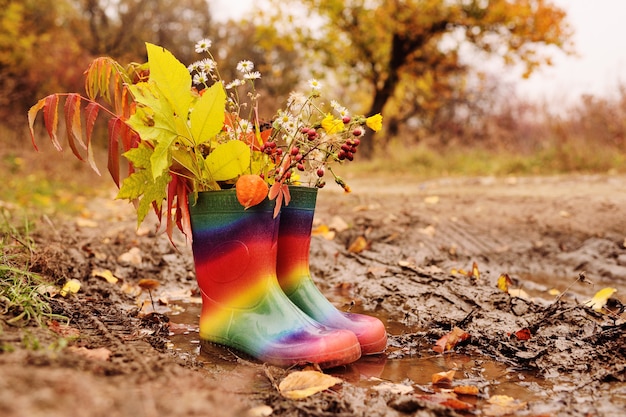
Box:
[166,301,553,405]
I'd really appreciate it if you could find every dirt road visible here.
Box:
[1,174,625,416]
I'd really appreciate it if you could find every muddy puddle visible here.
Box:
[164,299,569,413]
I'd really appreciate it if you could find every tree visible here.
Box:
[69,0,214,62]
[258,0,574,157]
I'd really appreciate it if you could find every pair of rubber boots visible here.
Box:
[189,186,387,368]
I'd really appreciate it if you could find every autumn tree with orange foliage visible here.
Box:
[258,0,574,157]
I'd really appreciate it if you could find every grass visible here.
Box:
[349,139,626,179]
[0,209,66,329]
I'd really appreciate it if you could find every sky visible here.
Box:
[516,0,626,104]
[210,0,626,104]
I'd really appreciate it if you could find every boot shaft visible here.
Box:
[189,190,279,308]
[276,186,318,292]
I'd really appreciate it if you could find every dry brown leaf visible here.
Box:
[484,395,527,416]
[47,320,80,338]
[278,371,342,400]
[453,385,479,396]
[67,346,112,361]
[328,216,349,232]
[118,247,142,266]
[433,327,470,353]
[440,398,474,411]
[347,236,368,253]
[432,370,455,384]
[371,382,414,394]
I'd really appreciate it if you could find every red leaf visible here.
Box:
[107,118,123,187]
[84,102,101,175]
[440,398,474,411]
[28,98,46,151]
[433,327,470,353]
[514,328,532,340]
[43,95,61,151]
[64,94,86,161]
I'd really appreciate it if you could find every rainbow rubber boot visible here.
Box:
[276,186,388,355]
[189,190,361,368]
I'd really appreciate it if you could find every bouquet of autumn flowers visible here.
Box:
[28,39,383,240]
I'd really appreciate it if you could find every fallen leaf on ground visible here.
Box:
[453,385,480,396]
[513,328,532,340]
[91,268,119,284]
[497,273,513,292]
[508,288,530,300]
[440,398,474,411]
[347,236,368,253]
[418,225,436,237]
[584,287,617,311]
[279,371,342,400]
[371,382,414,394]
[47,320,80,338]
[451,262,480,281]
[311,224,335,240]
[432,370,456,384]
[328,216,349,233]
[117,247,142,266]
[433,327,470,353]
[424,195,440,204]
[67,346,112,361]
[60,279,81,297]
[484,395,527,416]
[76,218,99,228]
[245,405,273,417]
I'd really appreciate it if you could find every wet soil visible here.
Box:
[2,173,626,417]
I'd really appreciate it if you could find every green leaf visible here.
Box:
[116,165,171,226]
[127,84,182,179]
[204,141,250,181]
[123,142,153,170]
[145,43,193,120]
[190,83,226,145]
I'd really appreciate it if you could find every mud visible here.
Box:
[1,173,625,416]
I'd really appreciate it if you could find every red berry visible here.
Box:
[316,167,325,177]
[295,154,303,162]
[352,128,363,137]
[342,116,351,124]
[341,143,351,152]
[352,138,361,146]
[338,151,346,160]
[290,146,299,156]
[346,151,354,161]
[351,146,358,154]
[297,163,305,171]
